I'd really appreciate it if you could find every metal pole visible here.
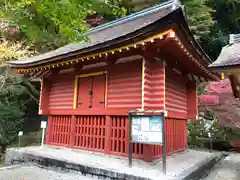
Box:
[128,112,132,167]
[162,111,167,174]
[209,131,213,153]
[41,128,45,147]
[18,136,21,147]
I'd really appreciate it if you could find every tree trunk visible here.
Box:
[0,144,7,154]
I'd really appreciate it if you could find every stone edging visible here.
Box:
[5,149,152,180]
[175,153,225,180]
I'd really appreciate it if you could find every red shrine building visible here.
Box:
[9,1,218,161]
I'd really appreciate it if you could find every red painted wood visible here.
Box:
[144,61,165,110]
[69,115,76,147]
[40,79,50,114]
[92,75,105,109]
[48,75,74,110]
[78,77,92,109]
[152,118,187,158]
[46,116,53,144]
[107,61,142,109]
[143,145,153,162]
[42,54,192,161]
[110,116,143,157]
[48,115,187,161]
[50,115,71,145]
[187,82,197,120]
[165,68,187,119]
[73,115,106,151]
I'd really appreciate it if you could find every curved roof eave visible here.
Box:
[8,6,213,69]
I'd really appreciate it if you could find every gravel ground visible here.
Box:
[0,165,97,180]
[202,154,240,180]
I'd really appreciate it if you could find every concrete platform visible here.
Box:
[4,146,222,180]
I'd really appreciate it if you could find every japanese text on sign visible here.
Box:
[131,116,163,144]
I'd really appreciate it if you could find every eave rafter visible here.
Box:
[16,29,217,80]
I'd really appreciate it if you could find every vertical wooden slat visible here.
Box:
[46,116,53,144]
[89,116,93,148]
[69,115,76,147]
[116,116,120,152]
[93,116,96,149]
[97,116,100,149]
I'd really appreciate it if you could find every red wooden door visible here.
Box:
[92,75,105,109]
[77,77,92,109]
[77,74,106,109]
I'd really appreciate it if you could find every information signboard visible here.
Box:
[131,116,163,144]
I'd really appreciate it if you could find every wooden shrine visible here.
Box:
[9,0,218,162]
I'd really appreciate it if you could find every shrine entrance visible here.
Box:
[77,73,106,109]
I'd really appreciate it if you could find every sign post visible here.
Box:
[128,112,133,167]
[128,109,167,174]
[41,121,47,147]
[18,131,23,147]
[162,110,167,174]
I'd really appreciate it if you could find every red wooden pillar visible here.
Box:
[40,78,50,115]
[143,145,154,162]
[187,82,197,120]
[184,120,188,149]
[104,115,112,154]
[46,116,53,144]
[69,115,76,147]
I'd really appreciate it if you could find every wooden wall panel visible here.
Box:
[107,61,142,109]
[48,74,74,109]
[47,115,187,161]
[50,115,71,146]
[153,118,187,159]
[144,61,165,110]
[74,115,106,151]
[110,116,143,159]
[187,82,198,120]
[165,68,187,117]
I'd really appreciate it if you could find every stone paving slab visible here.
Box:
[202,153,240,180]
[5,146,217,180]
[0,164,97,180]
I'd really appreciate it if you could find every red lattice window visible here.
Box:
[51,116,71,145]
[110,116,143,157]
[74,116,106,151]
[153,119,187,158]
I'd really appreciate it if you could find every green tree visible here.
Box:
[0,0,126,51]
[183,0,214,40]
[0,39,39,152]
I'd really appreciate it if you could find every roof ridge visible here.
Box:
[85,0,178,35]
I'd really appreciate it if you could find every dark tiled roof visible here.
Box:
[8,0,177,66]
[209,34,240,68]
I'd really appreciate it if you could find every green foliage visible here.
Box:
[0,38,33,62]
[0,67,39,147]
[0,0,126,50]
[10,131,42,147]
[183,0,215,40]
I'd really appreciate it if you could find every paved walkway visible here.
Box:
[0,165,97,180]
[5,146,216,180]
[203,154,240,180]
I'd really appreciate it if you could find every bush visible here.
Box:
[10,131,42,148]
